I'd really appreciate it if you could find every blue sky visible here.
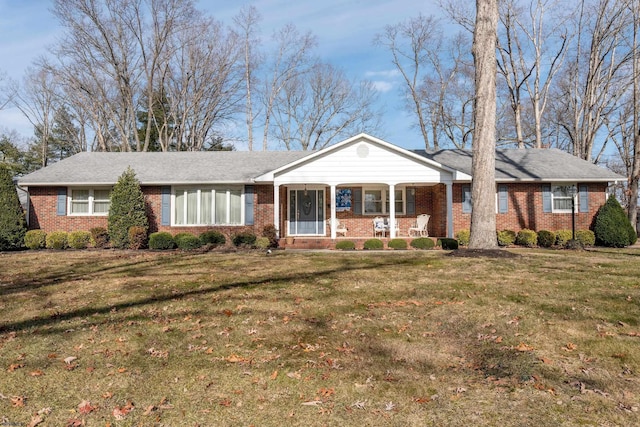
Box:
[0,0,445,150]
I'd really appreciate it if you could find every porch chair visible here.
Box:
[373,216,386,237]
[408,214,430,237]
[327,219,348,236]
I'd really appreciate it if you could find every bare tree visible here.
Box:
[0,71,15,111]
[270,62,381,150]
[233,5,262,151]
[469,0,498,249]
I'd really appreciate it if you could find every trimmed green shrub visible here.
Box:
[516,229,537,247]
[199,230,226,247]
[335,240,356,250]
[410,237,435,250]
[0,164,26,250]
[555,230,573,246]
[232,231,257,247]
[149,232,175,250]
[46,231,68,250]
[90,227,109,248]
[108,167,148,249]
[497,230,516,246]
[537,230,556,248]
[438,238,459,250]
[255,237,270,249]
[388,238,408,250]
[363,238,384,250]
[68,230,92,249]
[456,229,470,246]
[576,229,595,246]
[24,230,47,250]
[174,232,202,250]
[261,224,278,248]
[594,196,635,247]
[128,226,148,250]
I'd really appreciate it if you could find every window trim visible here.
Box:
[550,183,577,214]
[172,186,245,226]
[361,186,405,215]
[67,187,111,216]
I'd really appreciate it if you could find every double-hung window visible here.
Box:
[551,184,575,213]
[363,187,404,215]
[174,187,243,225]
[69,188,111,215]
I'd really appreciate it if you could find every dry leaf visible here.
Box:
[563,342,577,352]
[270,370,278,380]
[515,342,534,352]
[11,395,26,407]
[143,405,156,416]
[78,400,96,414]
[64,356,77,365]
[27,414,44,427]
[7,363,25,372]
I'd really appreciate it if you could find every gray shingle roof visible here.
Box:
[18,151,310,186]
[415,148,625,182]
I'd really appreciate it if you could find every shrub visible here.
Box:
[174,232,202,250]
[497,230,516,246]
[68,230,92,249]
[261,224,278,248]
[199,230,226,247]
[388,238,408,250]
[363,239,384,250]
[90,227,109,248]
[335,240,356,250]
[537,230,556,248]
[555,230,573,246]
[576,229,595,246]
[410,237,435,250]
[438,238,459,250]
[24,230,47,250]
[255,237,271,249]
[128,226,148,250]
[0,164,26,250]
[516,229,537,247]
[456,229,470,246]
[46,231,68,250]
[232,231,257,247]
[149,232,175,250]
[594,195,635,247]
[108,167,148,249]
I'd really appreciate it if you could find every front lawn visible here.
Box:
[1,248,639,426]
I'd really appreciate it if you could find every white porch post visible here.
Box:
[446,182,454,238]
[330,184,337,239]
[389,184,396,238]
[273,184,281,238]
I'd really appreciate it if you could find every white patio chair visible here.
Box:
[373,216,386,237]
[408,214,430,237]
[327,219,348,236]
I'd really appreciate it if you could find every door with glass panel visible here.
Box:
[288,189,325,235]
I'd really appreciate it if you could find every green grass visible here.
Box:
[1,248,640,426]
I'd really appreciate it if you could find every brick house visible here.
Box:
[17,133,625,248]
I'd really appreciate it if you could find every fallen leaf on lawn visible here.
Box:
[563,342,577,352]
[64,356,77,365]
[515,342,534,352]
[27,414,44,427]
[225,354,250,363]
[319,387,334,398]
[78,400,96,414]
[102,391,114,399]
[112,401,134,420]
[301,400,323,406]
[270,370,278,380]
[66,419,83,427]
[7,363,25,372]
[287,371,301,379]
[117,367,127,373]
[494,336,503,343]
[539,357,554,365]
[28,369,44,377]
[223,309,233,317]
[11,395,26,407]
[143,405,156,416]
[219,398,232,407]
[413,396,432,404]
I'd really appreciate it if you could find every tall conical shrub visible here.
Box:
[0,164,27,250]
[108,167,148,249]
[594,195,636,247]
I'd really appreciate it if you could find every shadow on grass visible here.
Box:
[0,252,424,334]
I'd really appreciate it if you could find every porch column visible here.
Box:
[330,184,337,239]
[446,182,453,238]
[273,184,281,238]
[389,184,396,238]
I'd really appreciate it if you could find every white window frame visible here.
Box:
[551,183,576,213]
[362,186,405,215]
[173,186,244,226]
[67,188,111,216]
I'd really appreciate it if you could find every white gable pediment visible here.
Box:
[259,134,455,185]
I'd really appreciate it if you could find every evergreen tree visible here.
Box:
[108,167,148,249]
[0,164,27,250]
[594,195,637,247]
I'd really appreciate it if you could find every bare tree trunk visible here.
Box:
[469,0,498,249]
[629,0,640,233]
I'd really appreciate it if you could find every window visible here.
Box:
[551,184,575,213]
[363,187,404,215]
[69,188,111,215]
[174,187,243,225]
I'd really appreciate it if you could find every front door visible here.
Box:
[288,189,325,235]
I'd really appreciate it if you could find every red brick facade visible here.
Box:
[26,182,610,239]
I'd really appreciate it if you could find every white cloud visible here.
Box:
[365,69,401,79]
[371,80,395,93]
